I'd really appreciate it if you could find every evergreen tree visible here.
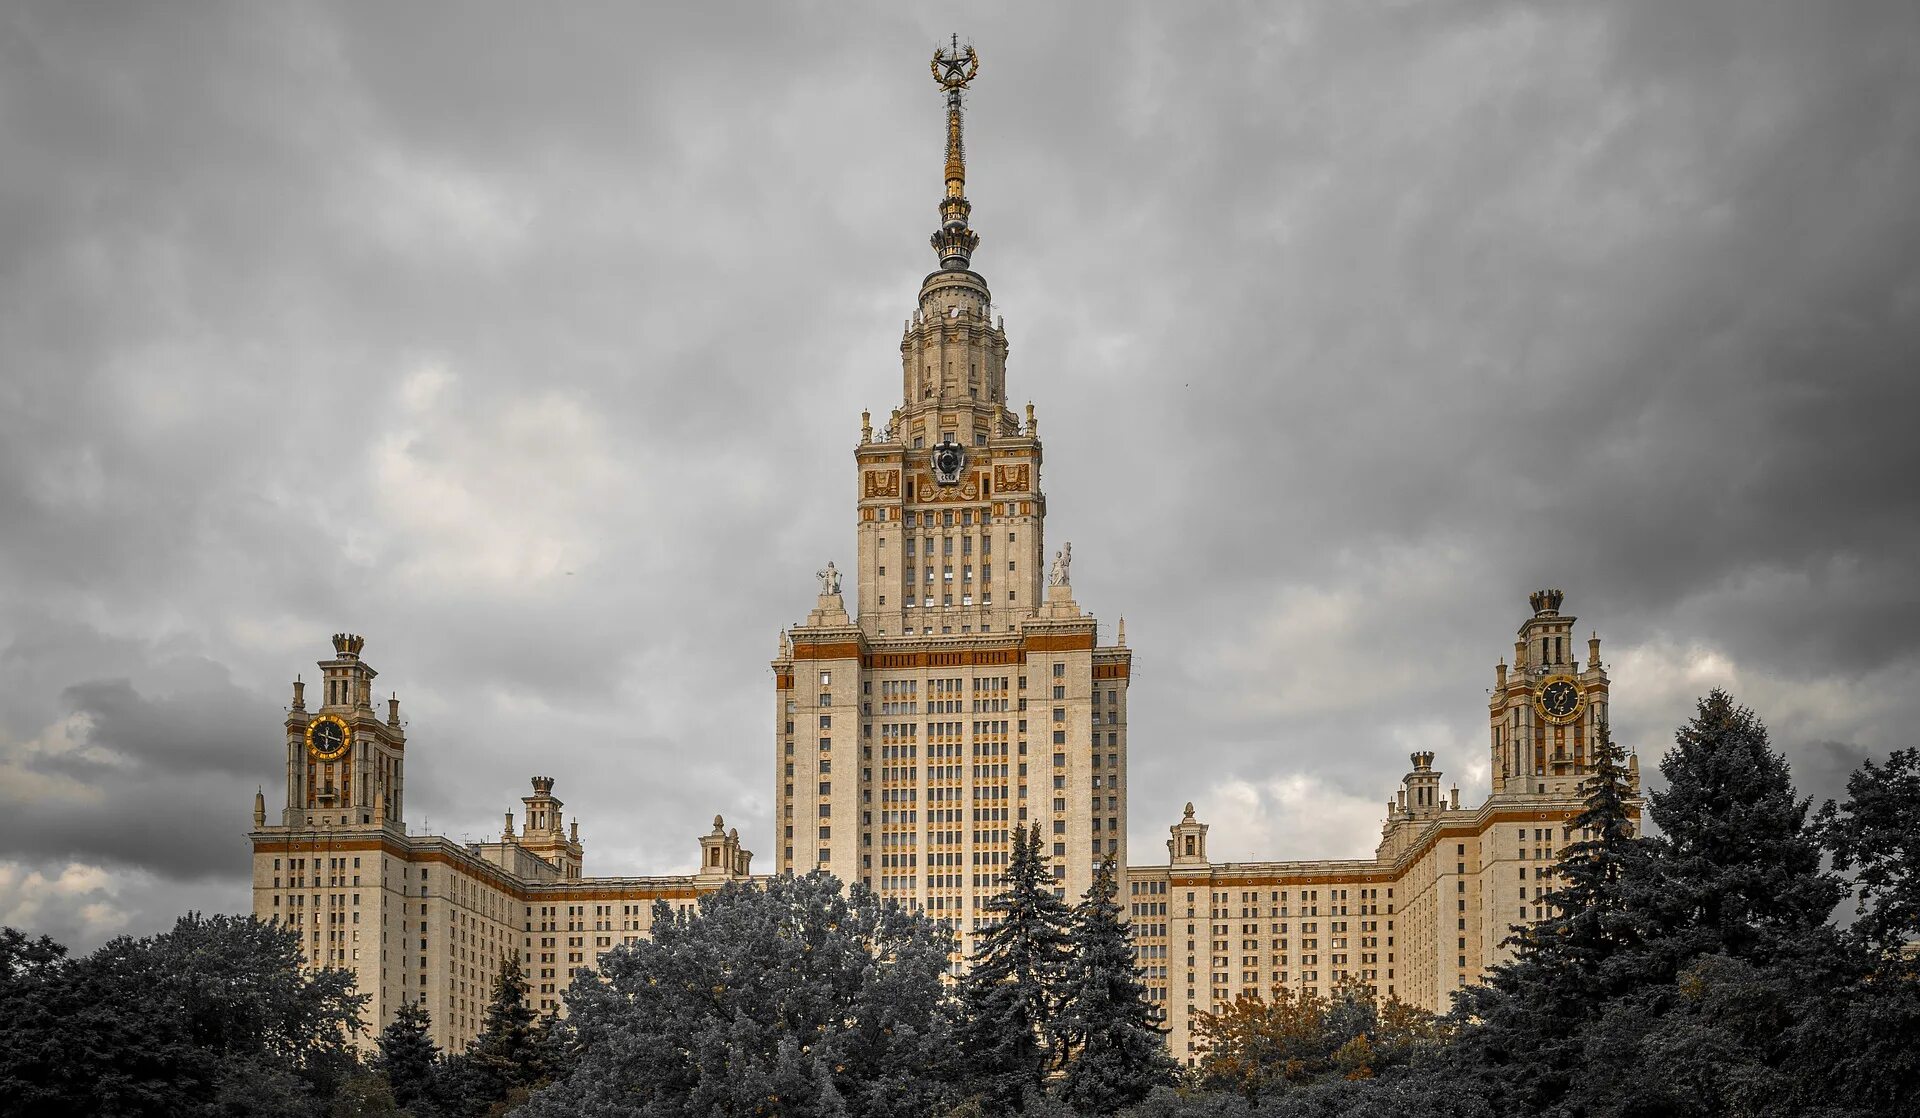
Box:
[1447,721,1652,1112]
[374,998,439,1116]
[452,953,543,1116]
[1647,689,1843,964]
[1053,858,1174,1114]
[1560,694,1855,1117]
[958,822,1074,1112]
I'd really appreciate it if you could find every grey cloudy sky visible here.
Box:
[3,1,1918,949]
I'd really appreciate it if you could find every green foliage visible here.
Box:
[0,912,366,1117]
[521,871,964,1118]
[1053,858,1176,1114]
[959,821,1075,1112]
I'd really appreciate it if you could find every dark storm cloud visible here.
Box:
[2,0,1917,944]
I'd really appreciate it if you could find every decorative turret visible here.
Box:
[929,35,981,271]
[1401,752,1444,818]
[698,814,753,880]
[518,777,583,878]
[1168,802,1209,866]
[253,787,265,829]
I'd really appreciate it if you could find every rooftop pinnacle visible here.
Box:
[930,34,981,271]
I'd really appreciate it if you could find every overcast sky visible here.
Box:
[3,1,1917,950]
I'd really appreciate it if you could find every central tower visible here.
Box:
[773,39,1133,956]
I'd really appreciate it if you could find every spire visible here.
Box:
[929,34,981,271]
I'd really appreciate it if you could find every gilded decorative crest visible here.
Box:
[993,463,1030,492]
[931,36,979,92]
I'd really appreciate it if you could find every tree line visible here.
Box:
[2,688,1915,1116]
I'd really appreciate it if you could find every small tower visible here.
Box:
[697,815,753,881]
[1401,752,1443,818]
[518,777,584,878]
[1168,802,1209,866]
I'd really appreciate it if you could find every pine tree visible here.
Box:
[1562,694,1851,1116]
[452,952,542,1115]
[959,822,1074,1112]
[375,997,439,1115]
[1448,721,1652,1111]
[1649,689,1842,963]
[1054,858,1175,1114]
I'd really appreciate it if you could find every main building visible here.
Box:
[248,43,1636,1062]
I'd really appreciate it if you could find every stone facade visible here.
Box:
[248,50,1637,1060]
[248,638,751,1052]
[1128,599,1641,1061]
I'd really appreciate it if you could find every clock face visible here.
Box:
[308,716,350,760]
[1535,677,1584,724]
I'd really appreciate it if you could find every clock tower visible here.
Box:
[1488,590,1613,797]
[282,633,407,829]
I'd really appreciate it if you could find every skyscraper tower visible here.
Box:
[772,39,1133,954]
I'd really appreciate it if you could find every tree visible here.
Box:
[374,998,439,1115]
[1446,721,1654,1112]
[1647,689,1843,964]
[0,913,366,1117]
[1817,747,1920,955]
[1556,695,1858,1117]
[1192,978,1438,1106]
[520,872,963,1118]
[444,953,546,1116]
[1052,858,1175,1114]
[958,822,1074,1112]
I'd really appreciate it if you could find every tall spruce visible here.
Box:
[450,952,544,1115]
[1561,693,1855,1117]
[959,821,1074,1112]
[1448,721,1650,1112]
[1054,858,1175,1114]
[375,998,439,1116]
[1649,689,1842,963]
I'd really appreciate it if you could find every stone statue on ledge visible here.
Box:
[1048,542,1072,587]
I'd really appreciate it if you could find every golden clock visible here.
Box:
[1534,675,1585,725]
[306,713,352,760]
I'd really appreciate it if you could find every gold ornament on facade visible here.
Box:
[1533,674,1585,725]
[915,472,980,502]
[863,470,901,498]
[993,463,1030,492]
[306,712,353,760]
[930,36,979,93]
